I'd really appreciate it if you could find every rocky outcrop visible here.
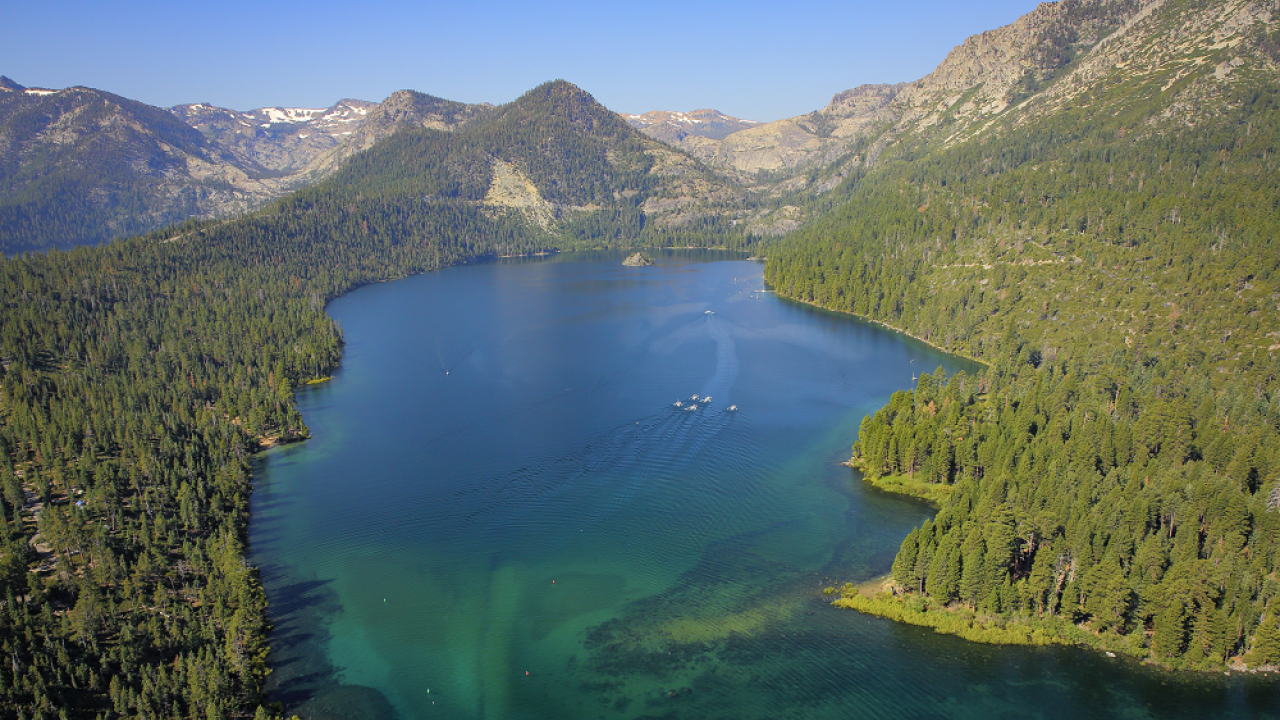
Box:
[484,159,558,230]
[622,251,654,266]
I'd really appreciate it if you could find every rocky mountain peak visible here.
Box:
[361,90,483,132]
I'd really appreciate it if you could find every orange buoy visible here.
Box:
[525,671,530,676]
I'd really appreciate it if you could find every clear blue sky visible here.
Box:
[4,0,1044,122]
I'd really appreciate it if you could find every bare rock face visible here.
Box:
[633,83,899,186]
[1021,0,1278,123]
[883,0,1149,139]
[695,83,900,179]
[484,159,558,230]
[674,0,1160,183]
[622,251,654,266]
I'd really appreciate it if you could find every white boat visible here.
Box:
[702,396,712,403]
[685,405,698,411]
[728,405,738,411]
[690,394,700,401]
[674,400,683,407]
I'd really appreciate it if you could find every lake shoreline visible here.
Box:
[843,457,951,506]
[834,582,1280,674]
[833,580,1115,650]
[767,291,988,369]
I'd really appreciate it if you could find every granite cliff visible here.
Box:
[666,0,1277,190]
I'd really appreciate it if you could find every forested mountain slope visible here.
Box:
[768,0,1280,669]
[0,80,503,255]
[272,80,751,249]
[0,80,266,255]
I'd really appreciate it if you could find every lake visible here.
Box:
[250,251,1280,719]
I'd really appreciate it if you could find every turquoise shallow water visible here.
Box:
[250,251,1280,719]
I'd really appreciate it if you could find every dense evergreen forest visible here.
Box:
[768,64,1280,666]
[0,81,745,718]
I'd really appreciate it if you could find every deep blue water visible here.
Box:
[250,251,1280,719]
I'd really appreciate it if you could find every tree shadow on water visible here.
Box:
[260,576,400,717]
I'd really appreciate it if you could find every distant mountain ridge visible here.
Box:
[170,91,498,180]
[0,81,500,252]
[624,108,760,143]
[169,97,378,175]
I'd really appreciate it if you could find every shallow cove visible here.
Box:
[250,251,1280,719]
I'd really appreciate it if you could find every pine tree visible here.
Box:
[1248,612,1280,667]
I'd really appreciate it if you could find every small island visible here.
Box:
[622,251,654,267]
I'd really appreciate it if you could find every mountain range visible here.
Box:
[9,1,1275,256]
